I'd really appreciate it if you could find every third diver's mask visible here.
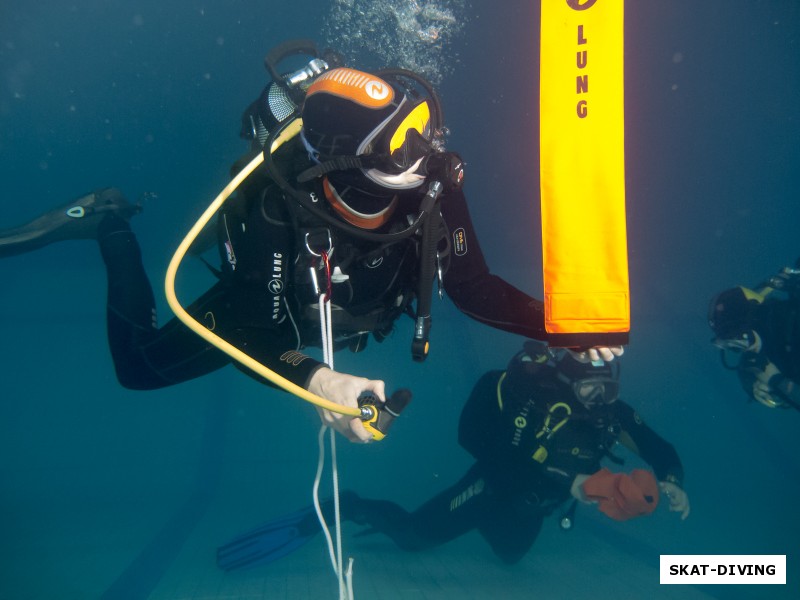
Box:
[712,328,760,353]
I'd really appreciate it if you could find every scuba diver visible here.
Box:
[217,341,689,570]
[709,258,800,411]
[0,41,622,442]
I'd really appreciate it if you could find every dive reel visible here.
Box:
[357,389,413,441]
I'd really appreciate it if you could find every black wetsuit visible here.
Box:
[737,283,800,408]
[341,369,684,564]
[99,141,548,390]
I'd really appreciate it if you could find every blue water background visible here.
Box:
[1,1,799,599]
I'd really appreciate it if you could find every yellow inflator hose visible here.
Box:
[163,119,360,418]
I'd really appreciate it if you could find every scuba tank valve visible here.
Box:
[285,58,329,88]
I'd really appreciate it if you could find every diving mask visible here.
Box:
[573,377,620,408]
[712,329,760,353]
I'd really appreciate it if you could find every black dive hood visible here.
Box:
[253,39,464,360]
[257,41,462,242]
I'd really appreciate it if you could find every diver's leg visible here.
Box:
[476,495,544,565]
[347,465,490,552]
[98,213,231,389]
[0,188,141,258]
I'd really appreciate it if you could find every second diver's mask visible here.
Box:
[556,355,621,409]
[504,341,621,409]
[571,376,620,409]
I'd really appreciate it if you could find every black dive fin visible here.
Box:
[0,188,140,258]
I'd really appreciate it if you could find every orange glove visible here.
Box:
[582,468,660,521]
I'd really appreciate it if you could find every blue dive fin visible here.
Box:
[216,505,320,571]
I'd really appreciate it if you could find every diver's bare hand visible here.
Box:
[659,481,691,520]
[568,346,625,363]
[307,367,386,443]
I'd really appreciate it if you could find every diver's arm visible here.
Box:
[747,358,800,410]
[440,188,548,339]
[758,260,800,297]
[614,401,684,485]
[227,337,322,388]
[734,351,800,409]
[440,190,623,361]
[229,336,383,442]
[614,401,690,518]
[769,372,800,408]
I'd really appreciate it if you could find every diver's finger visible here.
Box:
[348,417,372,443]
